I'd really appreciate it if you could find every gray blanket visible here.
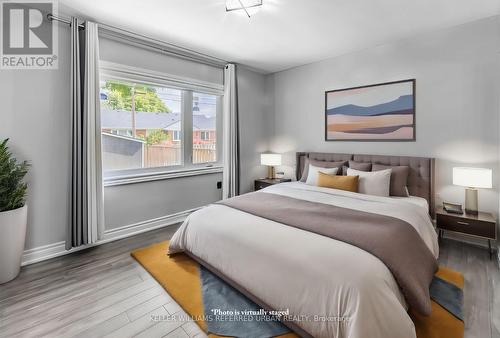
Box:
[217,191,438,316]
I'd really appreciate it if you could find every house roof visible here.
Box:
[101,107,215,131]
[192,114,216,130]
[102,132,145,143]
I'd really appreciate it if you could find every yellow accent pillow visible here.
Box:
[317,172,359,192]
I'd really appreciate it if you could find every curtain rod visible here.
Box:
[47,14,84,29]
[46,13,227,69]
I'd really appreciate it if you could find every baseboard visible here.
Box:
[441,232,492,249]
[21,208,199,266]
[101,208,199,241]
[22,241,67,266]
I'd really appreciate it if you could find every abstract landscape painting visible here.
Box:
[325,79,415,141]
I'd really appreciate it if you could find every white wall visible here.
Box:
[104,173,222,229]
[270,16,500,217]
[0,26,71,250]
[99,38,223,85]
[237,66,273,193]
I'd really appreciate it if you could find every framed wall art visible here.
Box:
[325,79,415,141]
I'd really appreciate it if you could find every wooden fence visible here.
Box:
[143,144,216,167]
[193,144,217,164]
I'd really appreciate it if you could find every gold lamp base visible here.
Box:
[267,166,276,179]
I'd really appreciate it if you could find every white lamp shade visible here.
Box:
[261,153,281,166]
[453,167,492,188]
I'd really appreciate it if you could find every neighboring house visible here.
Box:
[100,107,216,145]
[192,114,217,144]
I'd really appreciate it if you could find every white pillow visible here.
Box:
[346,168,392,197]
[305,164,338,185]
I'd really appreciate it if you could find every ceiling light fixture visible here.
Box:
[226,0,262,18]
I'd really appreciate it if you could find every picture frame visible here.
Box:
[325,79,416,141]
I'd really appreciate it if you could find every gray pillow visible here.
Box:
[372,164,410,197]
[349,161,372,171]
[300,158,347,182]
[342,161,372,175]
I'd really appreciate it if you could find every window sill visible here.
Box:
[104,166,223,187]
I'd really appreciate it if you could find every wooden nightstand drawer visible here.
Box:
[254,178,291,191]
[435,206,496,259]
[255,182,272,191]
[436,213,496,239]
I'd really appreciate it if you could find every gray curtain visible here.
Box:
[222,63,240,199]
[68,19,104,249]
[69,17,86,248]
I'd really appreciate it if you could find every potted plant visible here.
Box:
[0,139,29,284]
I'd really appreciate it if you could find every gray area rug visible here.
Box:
[430,276,464,321]
[200,266,291,338]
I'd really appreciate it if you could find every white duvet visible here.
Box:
[169,182,439,338]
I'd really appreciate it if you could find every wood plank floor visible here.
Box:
[0,225,498,338]
[438,238,500,338]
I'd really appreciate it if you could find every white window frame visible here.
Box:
[100,61,224,186]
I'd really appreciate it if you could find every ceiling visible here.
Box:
[59,0,500,73]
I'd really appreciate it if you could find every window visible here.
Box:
[172,130,181,141]
[100,79,182,173]
[192,92,217,164]
[99,65,223,180]
[200,131,210,141]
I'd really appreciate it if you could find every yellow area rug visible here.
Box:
[131,241,464,338]
[410,267,464,338]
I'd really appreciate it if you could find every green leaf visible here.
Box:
[102,81,171,113]
[0,139,30,212]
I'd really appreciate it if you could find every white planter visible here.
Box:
[0,205,27,284]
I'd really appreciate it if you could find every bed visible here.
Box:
[169,152,438,338]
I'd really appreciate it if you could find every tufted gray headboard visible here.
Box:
[296,152,435,217]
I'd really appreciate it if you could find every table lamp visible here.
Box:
[452,167,492,215]
[261,153,282,179]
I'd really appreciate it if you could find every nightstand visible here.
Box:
[436,206,497,259]
[254,178,292,191]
